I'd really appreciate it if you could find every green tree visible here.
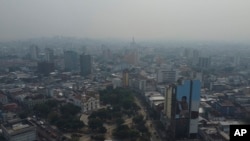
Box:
[48,111,60,124]
[116,118,125,125]
[89,109,110,120]
[88,118,103,130]
[33,100,60,118]
[97,126,107,133]
[91,134,105,141]
[56,118,84,131]
[132,115,144,123]
[47,100,59,108]
[70,137,80,141]
[18,111,29,119]
[135,122,148,133]
[33,103,50,118]
[113,125,130,138]
[60,103,81,117]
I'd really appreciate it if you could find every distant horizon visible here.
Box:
[1,36,250,46]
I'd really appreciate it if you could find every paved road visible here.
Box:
[30,118,68,141]
[30,119,56,141]
[134,96,162,141]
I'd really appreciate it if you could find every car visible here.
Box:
[32,115,36,119]
[39,121,44,125]
[50,132,58,138]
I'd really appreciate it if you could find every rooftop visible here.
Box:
[145,91,162,97]
[200,127,224,140]
[149,96,165,101]
[0,93,7,98]
[153,101,164,106]
[219,120,243,126]
[1,119,36,135]
[218,100,234,107]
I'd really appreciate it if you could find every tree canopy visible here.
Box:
[33,101,84,131]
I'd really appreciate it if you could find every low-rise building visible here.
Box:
[69,92,100,113]
[0,93,8,104]
[1,119,37,141]
[199,127,227,141]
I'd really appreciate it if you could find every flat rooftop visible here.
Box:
[2,119,36,135]
[145,91,162,97]
[153,101,164,106]
[219,121,243,126]
[149,96,165,101]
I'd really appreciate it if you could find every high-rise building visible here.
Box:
[123,37,139,65]
[101,45,112,62]
[157,69,179,83]
[80,54,92,76]
[198,57,211,69]
[112,78,122,89]
[64,50,78,71]
[29,45,39,60]
[232,56,240,67]
[45,48,54,62]
[138,79,146,91]
[163,80,201,140]
[37,61,55,76]
[192,49,200,65]
[82,46,87,54]
[122,69,129,87]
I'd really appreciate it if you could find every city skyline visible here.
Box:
[0,0,250,43]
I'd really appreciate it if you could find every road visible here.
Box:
[134,96,162,141]
[30,118,67,141]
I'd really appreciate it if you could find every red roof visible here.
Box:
[3,103,18,110]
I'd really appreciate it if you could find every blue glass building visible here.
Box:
[164,80,201,140]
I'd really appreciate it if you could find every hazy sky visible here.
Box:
[0,0,250,42]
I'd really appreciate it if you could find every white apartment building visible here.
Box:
[157,69,179,83]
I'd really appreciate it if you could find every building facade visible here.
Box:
[157,69,179,83]
[112,78,122,89]
[80,54,92,77]
[69,93,100,113]
[122,69,129,87]
[0,93,8,105]
[198,57,211,69]
[1,119,37,141]
[163,80,201,140]
[64,50,78,71]
[44,48,54,62]
[37,61,55,76]
[29,45,39,61]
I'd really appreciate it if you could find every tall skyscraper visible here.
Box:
[37,61,55,76]
[64,50,78,71]
[192,49,200,66]
[80,54,92,76]
[122,69,129,87]
[130,37,136,48]
[157,69,179,83]
[45,48,54,62]
[198,57,211,69]
[163,80,201,140]
[29,45,39,60]
[82,46,87,54]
